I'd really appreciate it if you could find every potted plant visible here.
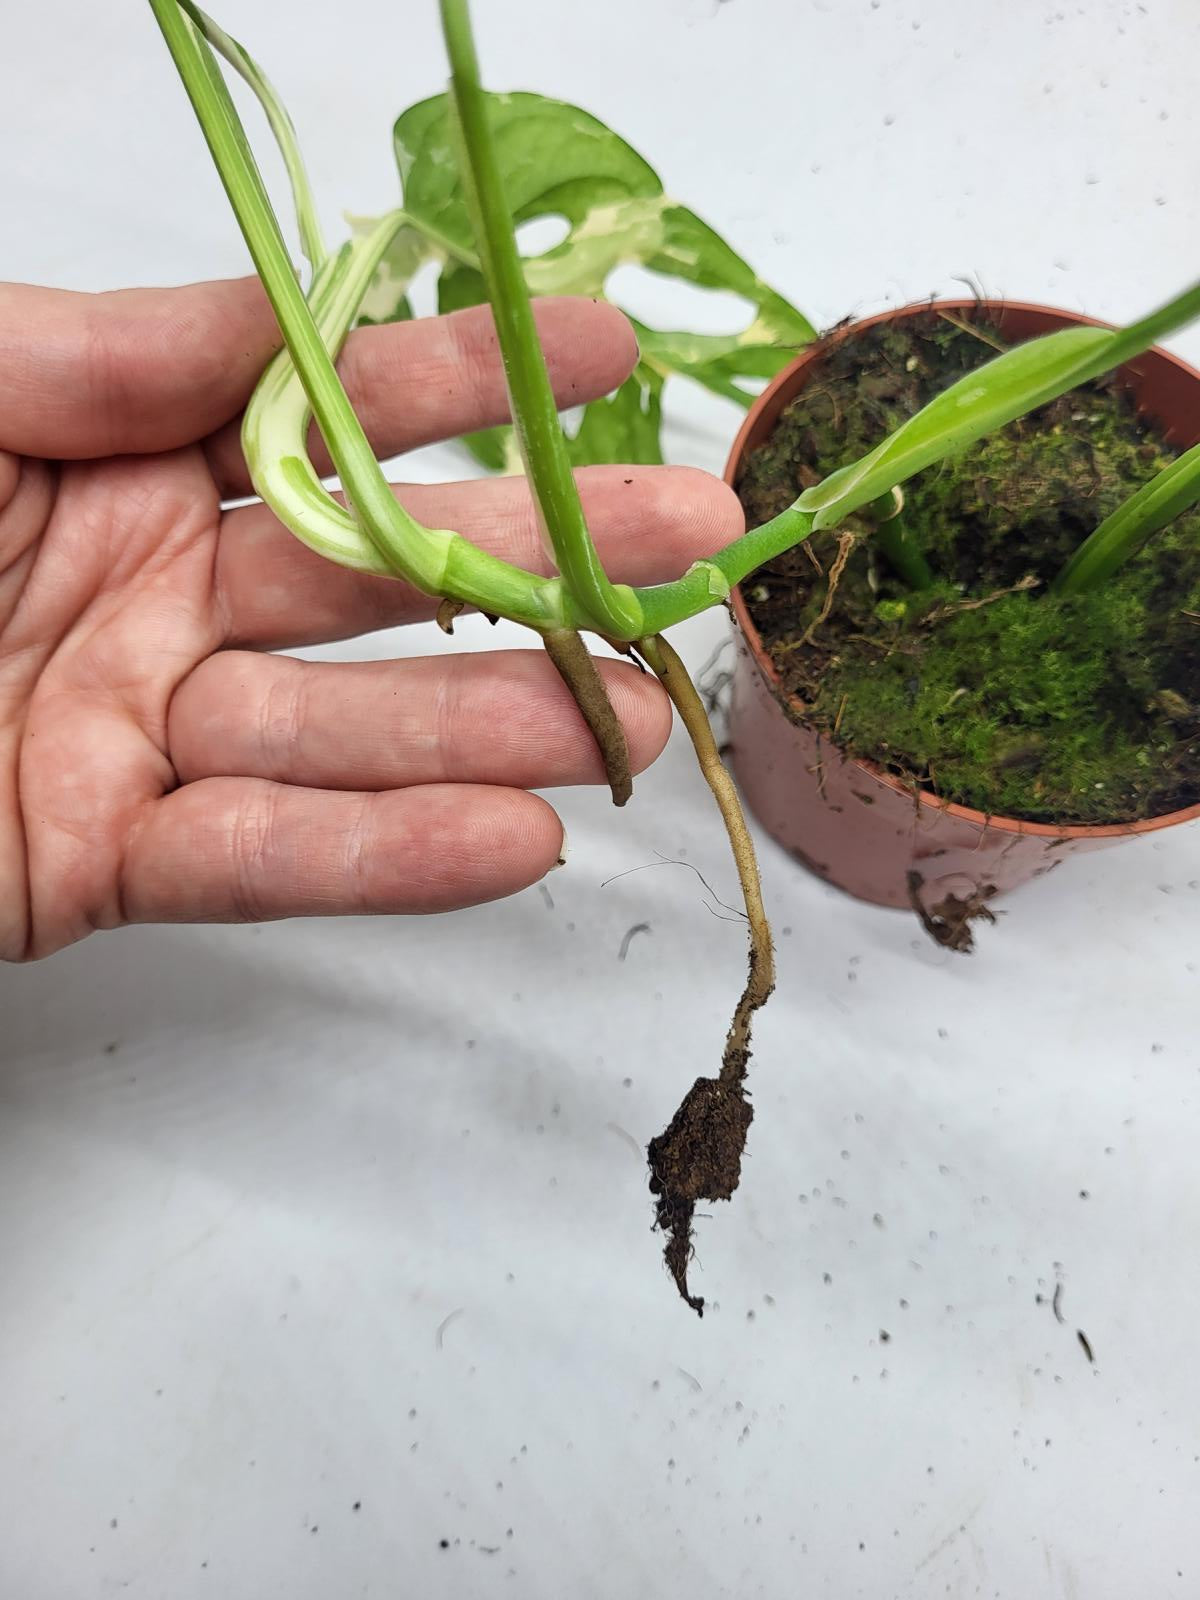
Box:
[150,0,1200,1310]
[726,302,1200,947]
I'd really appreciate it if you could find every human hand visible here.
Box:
[0,280,742,959]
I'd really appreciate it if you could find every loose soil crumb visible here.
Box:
[736,307,1200,824]
[906,869,998,953]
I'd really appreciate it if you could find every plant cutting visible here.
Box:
[150,0,1200,1310]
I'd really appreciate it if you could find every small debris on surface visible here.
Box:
[618,922,651,961]
[435,1309,465,1349]
[605,1122,642,1160]
[1077,1330,1095,1363]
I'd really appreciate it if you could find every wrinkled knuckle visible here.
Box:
[340,792,379,911]
[227,785,278,923]
[425,668,459,782]
[258,660,308,775]
[80,305,126,450]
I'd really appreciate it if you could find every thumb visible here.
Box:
[0,276,281,459]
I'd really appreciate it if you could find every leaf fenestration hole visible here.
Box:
[514,214,572,257]
[606,264,758,335]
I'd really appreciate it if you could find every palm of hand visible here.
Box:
[0,278,738,960]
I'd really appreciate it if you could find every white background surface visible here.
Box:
[3,1,1200,1596]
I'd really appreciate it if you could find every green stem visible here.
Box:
[438,0,641,639]
[867,489,934,589]
[150,0,467,597]
[633,506,817,633]
[1055,439,1200,593]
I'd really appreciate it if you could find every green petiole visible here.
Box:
[437,0,641,640]
[1055,439,1200,594]
[148,0,427,585]
[865,489,934,590]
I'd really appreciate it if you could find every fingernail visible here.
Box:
[551,827,569,870]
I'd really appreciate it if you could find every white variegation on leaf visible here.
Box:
[346,212,431,325]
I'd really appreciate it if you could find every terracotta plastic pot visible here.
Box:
[726,300,1200,910]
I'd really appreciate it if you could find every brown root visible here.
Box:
[918,573,1040,628]
[542,629,633,807]
[800,529,857,648]
[637,635,776,1315]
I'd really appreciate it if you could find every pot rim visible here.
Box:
[726,297,1200,842]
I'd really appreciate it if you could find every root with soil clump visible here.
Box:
[638,635,776,1315]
